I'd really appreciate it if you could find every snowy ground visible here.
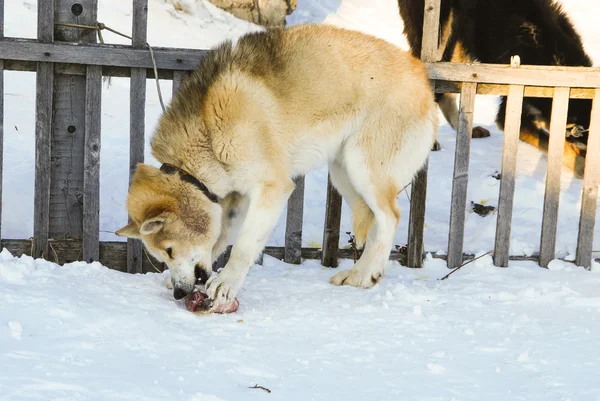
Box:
[2,249,600,401]
[2,0,600,400]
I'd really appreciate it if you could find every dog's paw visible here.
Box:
[329,268,383,289]
[205,269,244,305]
[431,140,442,151]
[472,126,491,138]
[164,275,173,290]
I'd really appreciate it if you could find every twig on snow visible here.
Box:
[249,384,271,393]
[439,249,494,281]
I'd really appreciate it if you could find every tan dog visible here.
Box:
[116,24,438,307]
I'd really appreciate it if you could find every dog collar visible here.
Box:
[159,163,220,204]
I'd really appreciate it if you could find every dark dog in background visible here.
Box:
[398,0,593,177]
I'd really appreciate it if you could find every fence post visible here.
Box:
[284,176,305,264]
[321,174,343,267]
[576,89,600,268]
[33,1,54,259]
[447,82,477,268]
[127,0,148,274]
[0,0,4,241]
[46,1,99,261]
[539,87,570,267]
[493,84,524,267]
[407,0,441,267]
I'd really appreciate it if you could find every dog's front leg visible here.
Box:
[211,192,249,263]
[205,180,295,305]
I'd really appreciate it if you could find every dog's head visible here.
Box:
[115,163,222,300]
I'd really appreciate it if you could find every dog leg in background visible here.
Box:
[438,93,490,140]
[211,193,249,263]
[329,146,402,288]
[205,180,295,304]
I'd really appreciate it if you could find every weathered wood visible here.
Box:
[576,89,600,268]
[172,70,190,96]
[0,0,4,239]
[8,239,593,272]
[321,174,343,268]
[0,38,207,71]
[407,164,428,268]
[82,65,102,262]
[48,0,99,239]
[539,87,570,267]
[421,0,441,62]
[127,0,149,274]
[428,62,600,88]
[33,1,54,259]
[447,82,477,268]
[284,176,305,264]
[494,85,525,267]
[435,81,596,99]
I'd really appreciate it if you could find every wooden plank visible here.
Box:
[9,239,595,272]
[447,82,477,268]
[407,164,428,268]
[428,62,600,88]
[33,1,54,259]
[493,85,525,267]
[435,81,596,99]
[0,38,207,71]
[576,89,600,268]
[48,0,99,239]
[82,65,102,262]
[321,174,343,268]
[0,0,4,239]
[539,87,570,267]
[127,0,149,274]
[420,0,441,62]
[284,176,305,264]
[406,0,439,269]
[172,70,189,96]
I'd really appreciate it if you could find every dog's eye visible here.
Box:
[165,248,173,259]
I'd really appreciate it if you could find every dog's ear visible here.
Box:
[139,211,175,235]
[115,221,140,238]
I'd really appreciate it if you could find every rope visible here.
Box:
[54,21,166,112]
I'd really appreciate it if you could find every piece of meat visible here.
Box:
[183,291,239,314]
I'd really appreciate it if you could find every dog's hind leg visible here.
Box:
[329,148,402,288]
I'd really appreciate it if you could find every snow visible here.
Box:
[2,250,600,400]
[2,0,600,399]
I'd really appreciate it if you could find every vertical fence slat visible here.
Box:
[321,174,343,267]
[82,65,102,262]
[33,1,54,258]
[127,0,148,274]
[407,166,428,267]
[49,1,98,239]
[576,89,600,268]
[407,0,440,268]
[284,176,304,264]
[172,70,189,97]
[421,0,441,61]
[0,0,4,240]
[493,85,524,267]
[539,87,570,267]
[447,82,477,268]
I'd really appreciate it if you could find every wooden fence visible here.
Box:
[0,0,598,273]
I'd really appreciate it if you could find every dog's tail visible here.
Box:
[352,199,375,248]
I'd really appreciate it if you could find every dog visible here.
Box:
[115,24,438,307]
[398,0,593,177]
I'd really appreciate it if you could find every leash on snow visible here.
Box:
[54,21,166,112]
